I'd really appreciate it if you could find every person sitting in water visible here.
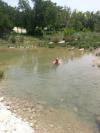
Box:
[53,58,62,65]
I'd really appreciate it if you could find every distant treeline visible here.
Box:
[0,0,100,37]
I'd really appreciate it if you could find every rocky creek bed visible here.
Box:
[0,91,97,133]
[0,97,34,133]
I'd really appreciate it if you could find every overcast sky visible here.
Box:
[3,0,100,12]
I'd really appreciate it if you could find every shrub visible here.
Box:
[34,27,44,36]
[64,35,74,42]
[64,28,75,36]
[19,36,24,43]
[48,44,56,48]
[63,28,75,42]
[10,35,16,44]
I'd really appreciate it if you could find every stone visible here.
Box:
[0,102,35,133]
[0,97,4,102]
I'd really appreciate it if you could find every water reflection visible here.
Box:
[18,48,85,74]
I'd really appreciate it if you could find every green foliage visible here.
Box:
[63,28,75,42]
[67,32,100,49]
[48,44,56,48]
[82,28,90,32]
[10,35,16,44]
[0,0,13,38]
[64,28,75,36]
[0,0,100,46]
[18,0,31,11]
[34,27,44,36]
[19,35,24,43]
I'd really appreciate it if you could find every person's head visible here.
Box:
[56,58,59,62]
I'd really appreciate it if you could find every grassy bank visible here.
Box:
[70,32,100,49]
[0,32,100,49]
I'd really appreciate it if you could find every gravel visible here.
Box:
[0,98,34,133]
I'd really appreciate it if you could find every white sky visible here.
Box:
[3,0,100,12]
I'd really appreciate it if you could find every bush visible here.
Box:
[48,44,56,48]
[64,28,75,36]
[63,28,75,42]
[34,27,44,36]
[64,35,74,42]
[19,35,24,43]
[10,35,16,44]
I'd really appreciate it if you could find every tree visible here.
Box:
[18,0,31,11]
[18,0,34,34]
[0,0,13,38]
[84,11,95,31]
[31,0,58,29]
[94,11,100,32]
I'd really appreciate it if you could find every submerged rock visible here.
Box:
[0,97,4,102]
[96,53,100,56]
[79,48,84,51]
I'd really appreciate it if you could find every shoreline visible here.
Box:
[0,94,96,133]
[0,97,35,133]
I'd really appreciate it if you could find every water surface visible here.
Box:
[0,48,100,132]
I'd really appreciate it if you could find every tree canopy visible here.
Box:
[0,0,100,37]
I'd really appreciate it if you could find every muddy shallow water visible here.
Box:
[0,48,100,133]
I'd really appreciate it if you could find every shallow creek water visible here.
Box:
[0,48,100,133]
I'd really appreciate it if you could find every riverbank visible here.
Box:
[0,97,34,133]
[0,93,96,133]
[0,32,100,49]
